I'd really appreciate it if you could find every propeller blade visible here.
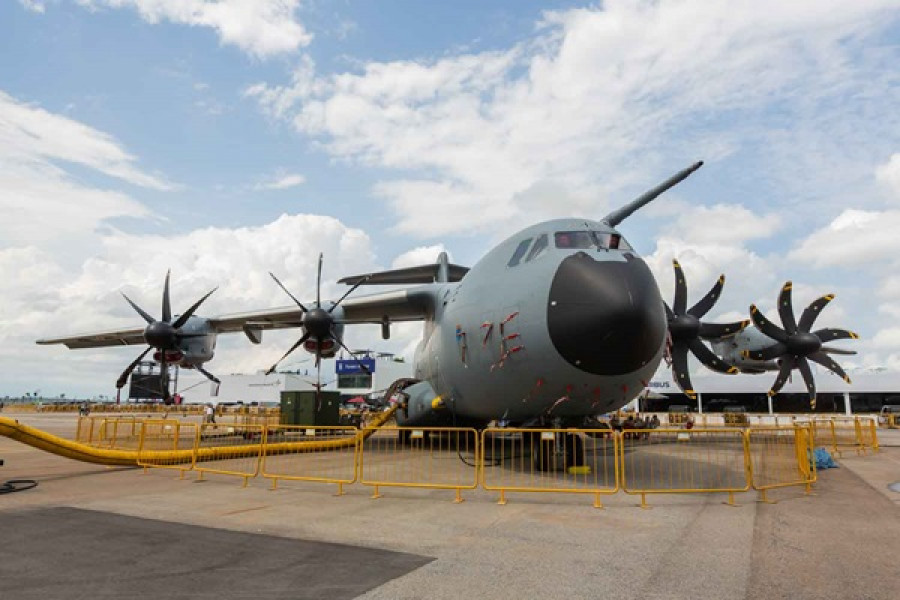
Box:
[812,328,859,343]
[333,332,371,374]
[265,332,310,375]
[797,294,834,333]
[808,351,851,384]
[698,320,750,339]
[741,342,787,362]
[768,357,795,396]
[664,302,674,321]
[329,275,372,314]
[795,356,816,403]
[670,343,696,399]
[269,272,308,312]
[750,305,789,343]
[116,346,153,389]
[159,352,169,400]
[820,346,857,356]
[316,252,323,308]
[777,281,797,335]
[687,275,724,319]
[171,287,218,329]
[162,270,172,323]
[122,293,155,325]
[672,260,687,315]
[688,338,739,374]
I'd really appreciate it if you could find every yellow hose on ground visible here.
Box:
[0,406,397,467]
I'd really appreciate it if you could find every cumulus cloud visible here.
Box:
[254,173,306,190]
[391,244,450,269]
[0,91,172,190]
[246,0,900,238]
[0,213,434,396]
[18,0,45,12]
[789,209,900,268]
[74,0,311,58]
[876,153,900,198]
[0,90,165,250]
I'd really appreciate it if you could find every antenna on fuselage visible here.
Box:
[602,161,703,227]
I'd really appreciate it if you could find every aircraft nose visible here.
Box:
[547,252,666,375]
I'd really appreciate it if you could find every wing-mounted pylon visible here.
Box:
[747,282,858,409]
[665,260,749,399]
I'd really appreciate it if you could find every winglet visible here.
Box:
[603,161,703,227]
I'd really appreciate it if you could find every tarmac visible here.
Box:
[1,412,899,600]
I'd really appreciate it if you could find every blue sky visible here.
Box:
[1,0,898,397]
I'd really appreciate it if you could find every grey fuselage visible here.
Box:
[410,218,667,424]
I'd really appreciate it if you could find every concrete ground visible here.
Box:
[1,414,899,600]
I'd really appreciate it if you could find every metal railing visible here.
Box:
[620,428,751,508]
[194,423,264,486]
[262,425,360,495]
[137,420,198,477]
[359,427,479,503]
[748,425,815,503]
[481,428,618,507]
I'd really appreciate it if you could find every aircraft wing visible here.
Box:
[207,287,434,333]
[36,288,435,348]
[36,327,147,349]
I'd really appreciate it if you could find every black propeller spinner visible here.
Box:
[117,271,217,401]
[746,282,858,409]
[266,253,373,391]
[666,260,749,399]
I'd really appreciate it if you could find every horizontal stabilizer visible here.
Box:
[338,263,469,286]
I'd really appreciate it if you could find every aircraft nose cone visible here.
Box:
[547,252,666,375]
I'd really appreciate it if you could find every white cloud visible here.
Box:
[0,91,172,190]
[0,213,433,396]
[254,173,306,190]
[247,0,899,238]
[876,153,900,198]
[391,244,450,269]
[789,209,900,268]
[18,0,45,13]
[0,90,164,248]
[76,0,312,58]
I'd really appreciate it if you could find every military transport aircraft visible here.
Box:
[37,162,858,432]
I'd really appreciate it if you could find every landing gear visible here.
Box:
[530,432,586,471]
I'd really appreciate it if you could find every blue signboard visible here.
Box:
[336,358,376,374]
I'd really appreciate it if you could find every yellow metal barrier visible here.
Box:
[359,427,479,503]
[194,423,264,486]
[748,426,815,503]
[620,428,751,508]
[98,417,141,450]
[857,417,879,453]
[481,428,618,507]
[831,417,865,456]
[137,420,198,477]
[262,425,360,495]
[810,419,836,454]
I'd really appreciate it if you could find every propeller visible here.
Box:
[665,260,750,399]
[746,282,858,410]
[267,253,373,397]
[117,271,218,401]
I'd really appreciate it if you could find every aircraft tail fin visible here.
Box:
[603,161,703,227]
[338,252,469,285]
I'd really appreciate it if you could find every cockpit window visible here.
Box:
[525,233,549,262]
[554,230,633,251]
[507,238,532,267]
[554,231,595,249]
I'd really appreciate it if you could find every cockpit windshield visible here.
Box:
[554,231,632,251]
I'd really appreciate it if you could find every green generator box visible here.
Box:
[280,390,340,426]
